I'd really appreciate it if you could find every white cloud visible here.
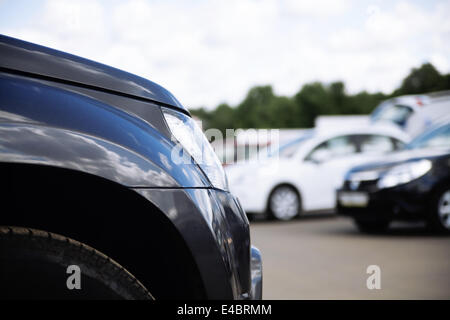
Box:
[42,0,106,37]
[327,0,450,93]
[0,0,449,109]
[284,0,351,17]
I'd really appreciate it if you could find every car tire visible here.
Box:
[0,226,154,300]
[354,219,390,234]
[268,185,301,221]
[428,187,450,234]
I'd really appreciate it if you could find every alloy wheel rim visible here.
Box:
[270,187,299,220]
[438,190,450,229]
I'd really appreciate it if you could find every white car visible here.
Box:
[225,125,410,220]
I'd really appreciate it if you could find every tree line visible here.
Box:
[190,63,450,132]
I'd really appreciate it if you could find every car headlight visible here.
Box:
[162,107,228,191]
[377,160,432,189]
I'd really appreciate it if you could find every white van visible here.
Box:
[370,91,450,137]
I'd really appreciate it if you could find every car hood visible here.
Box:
[351,147,450,172]
[225,157,283,181]
[0,35,187,113]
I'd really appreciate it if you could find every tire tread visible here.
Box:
[0,226,153,300]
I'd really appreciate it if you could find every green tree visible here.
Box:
[234,85,275,128]
[394,63,449,95]
[209,103,235,133]
[294,82,328,127]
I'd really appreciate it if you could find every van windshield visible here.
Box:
[371,104,414,127]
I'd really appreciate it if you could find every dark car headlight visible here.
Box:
[162,107,228,191]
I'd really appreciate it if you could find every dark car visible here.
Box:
[337,121,450,233]
[0,35,262,300]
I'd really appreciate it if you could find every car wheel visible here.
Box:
[268,185,300,221]
[0,226,154,300]
[428,187,450,233]
[354,219,390,234]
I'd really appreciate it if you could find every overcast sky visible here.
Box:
[1,0,449,109]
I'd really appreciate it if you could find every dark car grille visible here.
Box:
[343,179,379,192]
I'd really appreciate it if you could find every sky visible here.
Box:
[0,0,449,110]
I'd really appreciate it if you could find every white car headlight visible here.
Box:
[377,160,432,189]
[162,107,228,191]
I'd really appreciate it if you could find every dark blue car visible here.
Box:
[0,35,262,300]
[337,121,450,233]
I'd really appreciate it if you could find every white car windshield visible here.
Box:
[259,133,314,159]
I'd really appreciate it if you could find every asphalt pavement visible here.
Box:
[250,214,450,299]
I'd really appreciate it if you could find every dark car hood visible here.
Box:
[0,35,187,113]
[351,147,450,172]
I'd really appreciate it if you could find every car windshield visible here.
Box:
[370,100,391,120]
[259,133,314,159]
[406,123,450,150]
[371,104,414,127]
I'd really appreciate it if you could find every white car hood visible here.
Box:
[225,158,283,182]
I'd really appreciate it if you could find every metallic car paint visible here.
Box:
[0,35,261,300]
[135,187,251,299]
[0,35,186,112]
[0,73,209,188]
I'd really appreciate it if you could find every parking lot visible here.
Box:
[251,214,450,299]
